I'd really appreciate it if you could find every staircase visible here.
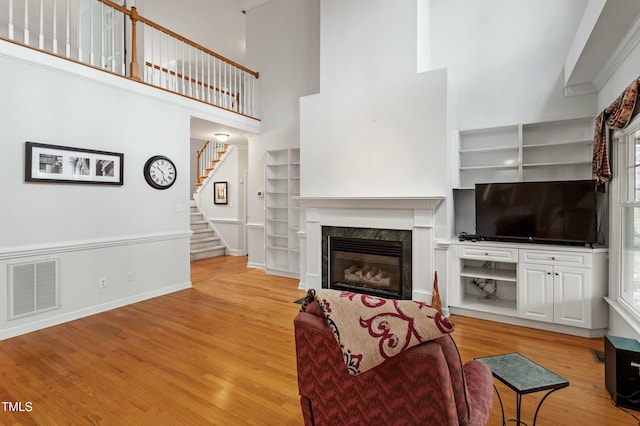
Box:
[190,206,226,260]
[190,140,230,260]
[195,141,228,190]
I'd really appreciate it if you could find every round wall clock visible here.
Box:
[143,155,177,190]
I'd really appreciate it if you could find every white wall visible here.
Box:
[300,0,448,198]
[431,0,596,129]
[244,0,321,268]
[0,39,251,339]
[135,0,247,64]
[301,69,448,197]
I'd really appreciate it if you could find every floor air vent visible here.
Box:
[9,260,58,319]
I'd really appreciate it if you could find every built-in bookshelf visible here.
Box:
[265,148,300,278]
[454,117,594,189]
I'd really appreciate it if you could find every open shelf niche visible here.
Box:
[454,116,594,189]
[265,148,301,278]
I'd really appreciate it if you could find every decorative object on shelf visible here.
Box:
[471,263,499,302]
[25,142,124,185]
[214,181,228,204]
[214,133,229,143]
[143,155,176,190]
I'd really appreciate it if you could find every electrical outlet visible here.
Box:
[99,277,107,289]
[127,272,134,282]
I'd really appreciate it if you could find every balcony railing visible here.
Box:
[0,0,260,119]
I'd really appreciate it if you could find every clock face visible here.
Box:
[144,156,177,189]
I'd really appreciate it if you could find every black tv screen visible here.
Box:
[475,180,598,245]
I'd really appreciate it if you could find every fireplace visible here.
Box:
[322,226,412,299]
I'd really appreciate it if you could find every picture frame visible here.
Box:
[25,142,124,185]
[214,181,228,204]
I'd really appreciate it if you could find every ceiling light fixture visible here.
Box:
[214,133,230,143]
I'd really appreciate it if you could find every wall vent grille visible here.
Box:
[8,260,58,320]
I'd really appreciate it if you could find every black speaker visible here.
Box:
[605,335,640,411]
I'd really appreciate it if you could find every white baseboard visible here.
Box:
[0,281,192,340]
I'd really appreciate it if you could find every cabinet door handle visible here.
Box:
[555,272,559,276]
[551,256,555,261]
[485,253,489,256]
[547,272,551,275]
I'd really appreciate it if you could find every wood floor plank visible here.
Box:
[0,255,636,425]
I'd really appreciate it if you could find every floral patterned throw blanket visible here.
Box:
[300,289,455,375]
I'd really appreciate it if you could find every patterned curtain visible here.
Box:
[592,77,640,186]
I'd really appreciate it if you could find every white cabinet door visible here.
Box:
[553,265,590,328]
[518,263,554,323]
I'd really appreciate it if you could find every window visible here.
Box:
[614,124,640,317]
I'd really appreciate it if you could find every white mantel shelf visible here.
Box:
[296,196,445,210]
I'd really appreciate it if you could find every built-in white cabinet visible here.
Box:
[518,248,596,328]
[448,241,608,336]
[519,263,590,327]
[454,117,594,188]
[265,148,300,278]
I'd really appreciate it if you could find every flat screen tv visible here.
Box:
[475,180,598,245]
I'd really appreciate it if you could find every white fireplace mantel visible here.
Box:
[297,195,448,308]
[296,196,444,210]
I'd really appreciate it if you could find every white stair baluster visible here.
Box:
[23,0,29,45]
[100,2,105,68]
[89,0,95,65]
[65,0,70,57]
[52,0,57,54]
[181,42,185,94]
[8,0,14,40]
[159,31,163,88]
[150,26,154,84]
[194,47,199,98]
[77,0,82,62]
[206,54,211,103]
[112,9,116,71]
[38,0,44,49]
[188,46,192,97]
[201,50,205,101]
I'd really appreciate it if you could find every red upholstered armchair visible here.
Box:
[294,300,494,426]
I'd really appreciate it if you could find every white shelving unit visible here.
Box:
[454,117,594,189]
[448,241,609,337]
[265,148,300,278]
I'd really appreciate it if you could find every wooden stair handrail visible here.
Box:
[97,0,259,79]
[194,142,229,188]
[145,62,241,108]
[195,140,211,186]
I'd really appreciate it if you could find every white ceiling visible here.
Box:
[190,117,250,146]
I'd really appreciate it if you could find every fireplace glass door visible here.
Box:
[322,226,412,299]
[330,239,402,298]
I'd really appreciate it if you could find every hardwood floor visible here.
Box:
[0,255,636,425]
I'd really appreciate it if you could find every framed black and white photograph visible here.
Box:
[214,181,228,204]
[25,142,124,185]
